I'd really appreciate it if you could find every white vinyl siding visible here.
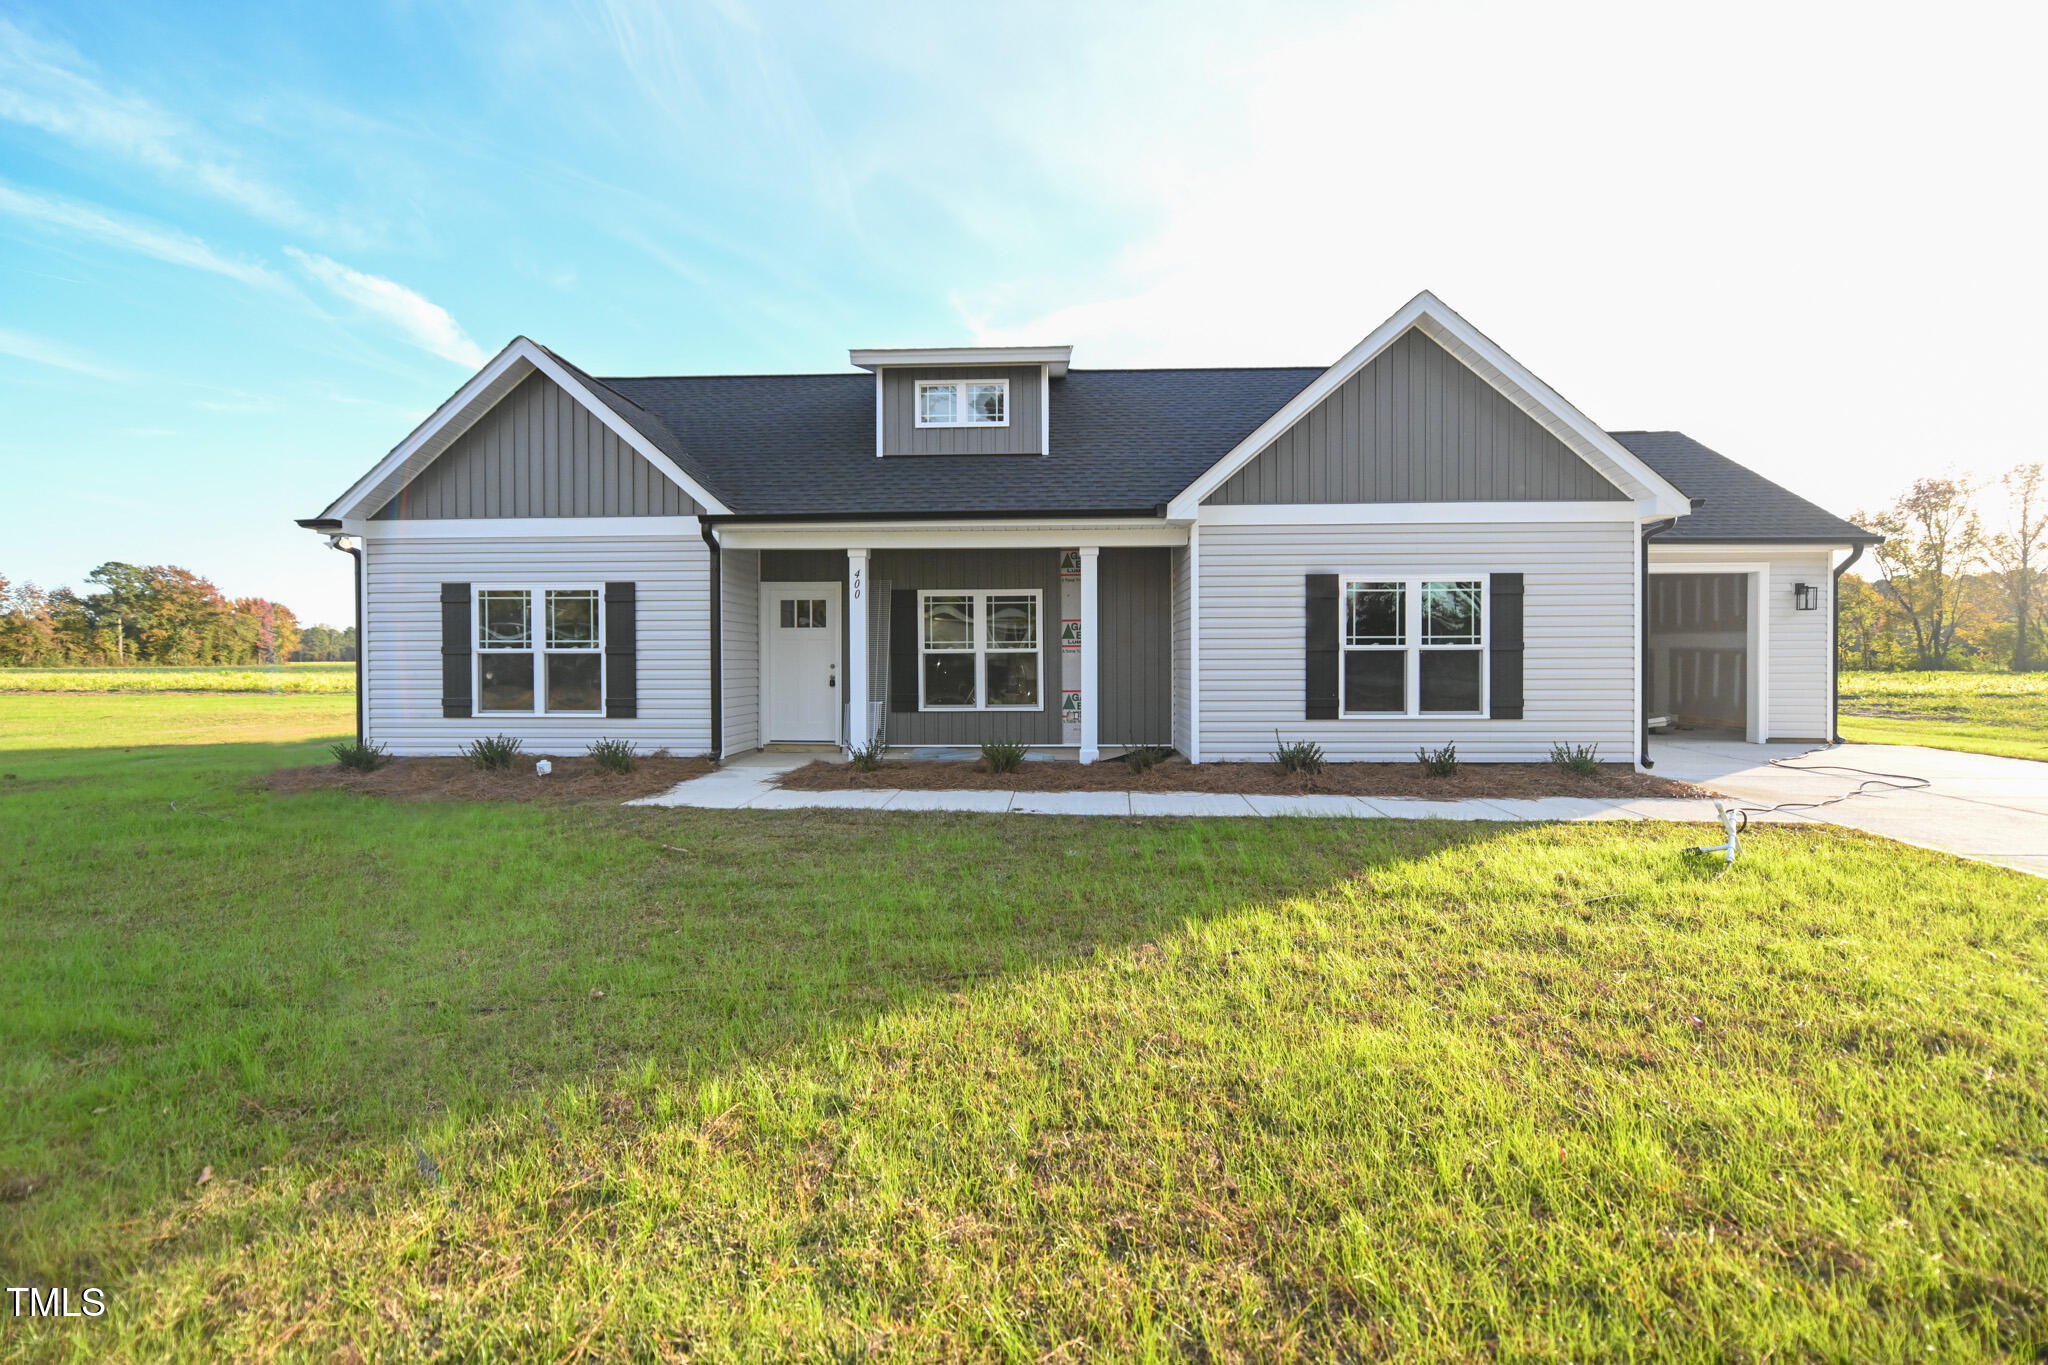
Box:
[1195,518,1638,762]
[720,547,761,756]
[1171,542,1193,757]
[362,531,711,755]
[1650,543,1836,740]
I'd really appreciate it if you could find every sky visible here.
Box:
[2,0,2044,626]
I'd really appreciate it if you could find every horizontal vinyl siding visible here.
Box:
[1652,544,1835,740]
[1197,519,1639,762]
[373,371,702,519]
[364,533,711,755]
[1206,329,1626,505]
[721,547,761,755]
[1171,543,1193,757]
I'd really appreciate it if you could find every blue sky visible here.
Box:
[3,0,2044,625]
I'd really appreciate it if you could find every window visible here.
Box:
[914,378,1009,428]
[779,598,828,629]
[475,586,604,714]
[918,589,1040,709]
[1340,577,1486,717]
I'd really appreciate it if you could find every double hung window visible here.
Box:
[918,589,1040,709]
[1341,577,1487,716]
[475,586,604,714]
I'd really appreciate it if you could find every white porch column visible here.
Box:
[845,548,870,752]
[1078,546,1100,764]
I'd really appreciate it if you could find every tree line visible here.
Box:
[0,562,356,667]
[1843,463,2046,671]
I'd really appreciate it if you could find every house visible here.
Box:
[298,291,1878,768]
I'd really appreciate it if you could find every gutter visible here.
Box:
[700,520,723,758]
[297,517,364,745]
[1831,543,1868,743]
[1639,516,1679,767]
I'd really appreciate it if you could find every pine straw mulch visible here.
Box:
[779,757,1715,800]
[263,754,714,804]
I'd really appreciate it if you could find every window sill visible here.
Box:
[1336,712,1490,721]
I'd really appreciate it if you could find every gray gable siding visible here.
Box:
[373,371,703,519]
[880,364,1043,456]
[1204,330,1627,505]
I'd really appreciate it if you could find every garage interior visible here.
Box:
[1647,572,1749,735]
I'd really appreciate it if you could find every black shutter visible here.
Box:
[1489,572,1524,720]
[440,583,472,718]
[889,589,919,713]
[1305,574,1339,720]
[604,581,638,719]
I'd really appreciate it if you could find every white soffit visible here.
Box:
[1164,291,1691,520]
[848,345,1072,377]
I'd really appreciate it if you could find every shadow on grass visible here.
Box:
[3,724,1526,1288]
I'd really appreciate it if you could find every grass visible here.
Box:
[2,695,2046,1361]
[0,661,354,694]
[1839,669,2048,762]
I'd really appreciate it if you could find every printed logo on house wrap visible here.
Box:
[1059,550,1081,578]
[1061,690,1082,720]
[1060,619,1081,649]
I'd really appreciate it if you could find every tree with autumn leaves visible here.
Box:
[0,562,311,667]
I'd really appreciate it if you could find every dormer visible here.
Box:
[849,345,1071,457]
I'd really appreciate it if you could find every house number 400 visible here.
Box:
[852,567,863,600]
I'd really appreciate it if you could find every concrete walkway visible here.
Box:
[628,742,2048,878]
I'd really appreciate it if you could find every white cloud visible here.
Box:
[0,325,122,379]
[285,248,488,368]
[0,181,281,288]
[0,17,312,231]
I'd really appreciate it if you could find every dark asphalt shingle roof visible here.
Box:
[588,366,1874,544]
[1610,430,1878,544]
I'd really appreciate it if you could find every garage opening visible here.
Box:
[1648,573,1749,734]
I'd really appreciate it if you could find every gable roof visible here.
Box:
[1164,291,1691,518]
[600,367,1323,517]
[1612,431,1879,544]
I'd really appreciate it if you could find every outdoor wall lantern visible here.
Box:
[1793,582,1820,611]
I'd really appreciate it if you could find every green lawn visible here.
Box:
[1838,669,2048,762]
[3,695,2046,1361]
[0,661,355,694]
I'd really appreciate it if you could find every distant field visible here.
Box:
[0,662,354,694]
[1839,669,2048,762]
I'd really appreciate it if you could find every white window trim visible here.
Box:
[913,377,1011,429]
[473,583,606,717]
[1338,574,1489,720]
[916,588,1042,711]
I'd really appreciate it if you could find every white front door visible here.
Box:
[760,582,842,742]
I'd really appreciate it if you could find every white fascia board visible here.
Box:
[355,516,702,540]
[717,519,1186,551]
[1196,500,1643,526]
[849,345,1072,377]
[1164,290,1692,520]
[323,337,731,520]
[1650,540,1857,556]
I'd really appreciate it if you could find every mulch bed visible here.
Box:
[264,754,713,804]
[780,758,1714,799]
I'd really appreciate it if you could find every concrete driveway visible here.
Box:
[1651,735,2048,878]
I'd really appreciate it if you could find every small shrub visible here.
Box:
[1550,740,1601,777]
[1124,744,1171,774]
[1272,730,1326,776]
[460,734,522,770]
[588,738,638,774]
[329,739,390,772]
[849,734,888,771]
[981,741,1027,774]
[1416,741,1459,777]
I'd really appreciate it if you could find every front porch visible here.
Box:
[710,522,1184,762]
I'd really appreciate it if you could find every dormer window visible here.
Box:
[916,379,1008,428]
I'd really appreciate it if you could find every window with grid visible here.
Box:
[919,589,1039,709]
[1341,577,1486,716]
[475,586,604,714]
[914,379,1008,428]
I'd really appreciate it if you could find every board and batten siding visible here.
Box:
[720,547,761,756]
[870,548,1063,746]
[363,533,711,755]
[1651,543,1836,740]
[1097,548,1172,746]
[879,365,1044,456]
[1195,519,1640,762]
[1171,542,1193,757]
[373,371,703,519]
[1205,329,1627,506]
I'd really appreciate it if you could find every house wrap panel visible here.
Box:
[363,532,711,755]
[1196,519,1639,761]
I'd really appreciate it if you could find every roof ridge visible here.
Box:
[599,365,1331,382]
